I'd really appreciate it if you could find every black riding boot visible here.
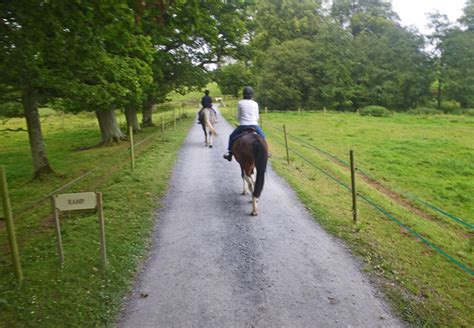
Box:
[223,152,232,161]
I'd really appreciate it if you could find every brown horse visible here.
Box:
[198,108,217,147]
[232,131,268,216]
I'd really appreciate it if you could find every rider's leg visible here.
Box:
[224,126,243,161]
[253,125,265,139]
[252,125,271,157]
[197,108,204,124]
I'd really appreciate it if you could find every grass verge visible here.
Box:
[0,109,193,326]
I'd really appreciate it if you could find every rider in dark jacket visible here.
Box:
[201,90,212,109]
[198,90,217,124]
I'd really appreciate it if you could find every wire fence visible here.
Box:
[263,120,473,276]
[266,121,473,231]
[4,108,190,221]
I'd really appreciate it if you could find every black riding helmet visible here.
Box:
[243,86,254,99]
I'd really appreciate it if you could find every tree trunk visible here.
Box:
[95,109,126,145]
[125,105,140,133]
[22,87,54,178]
[142,100,154,127]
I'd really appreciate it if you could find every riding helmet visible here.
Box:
[243,86,254,99]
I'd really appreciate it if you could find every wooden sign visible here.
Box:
[54,192,97,211]
[51,192,107,269]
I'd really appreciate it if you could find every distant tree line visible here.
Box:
[1,0,473,178]
[214,0,474,112]
[0,0,251,177]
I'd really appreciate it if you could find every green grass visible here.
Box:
[266,111,474,225]
[0,107,193,326]
[166,82,223,103]
[223,108,474,327]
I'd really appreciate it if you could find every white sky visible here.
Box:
[391,0,465,34]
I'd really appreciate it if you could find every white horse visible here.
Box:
[198,107,217,147]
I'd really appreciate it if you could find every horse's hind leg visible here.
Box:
[241,169,247,195]
[208,131,213,148]
[203,129,208,146]
[251,196,258,216]
[244,174,254,194]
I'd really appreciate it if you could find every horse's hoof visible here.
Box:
[209,145,213,148]
[251,211,258,216]
[242,192,246,196]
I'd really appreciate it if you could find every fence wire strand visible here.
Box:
[265,120,472,230]
[265,121,473,276]
[9,113,184,219]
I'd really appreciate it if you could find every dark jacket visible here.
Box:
[201,95,212,108]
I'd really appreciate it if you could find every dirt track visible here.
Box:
[119,108,403,327]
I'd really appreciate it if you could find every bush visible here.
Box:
[407,107,442,115]
[440,100,460,112]
[0,102,23,117]
[359,105,391,117]
[452,108,474,116]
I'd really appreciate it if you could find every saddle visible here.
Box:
[242,127,257,134]
[235,127,257,141]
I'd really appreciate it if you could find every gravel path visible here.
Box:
[119,108,403,327]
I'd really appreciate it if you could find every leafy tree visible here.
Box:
[427,12,451,109]
[441,28,474,108]
[135,0,253,126]
[58,2,154,144]
[252,0,323,48]
[0,1,67,177]
[257,23,354,111]
[214,63,255,97]
[459,0,474,31]
[331,0,398,36]
[352,24,433,110]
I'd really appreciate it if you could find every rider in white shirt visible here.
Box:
[223,86,265,161]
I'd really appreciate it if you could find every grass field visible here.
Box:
[222,108,473,327]
[0,107,193,326]
[1,97,472,326]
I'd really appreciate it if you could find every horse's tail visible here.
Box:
[253,139,268,198]
[204,111,217,136]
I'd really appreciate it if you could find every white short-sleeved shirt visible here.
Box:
[237,99,259,126]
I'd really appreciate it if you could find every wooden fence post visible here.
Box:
[350,149,358,222]
[161,116,165,142]
[173,109,176,130]
[0,166,23,282]
[283,125,290,165]
[265,106,268,114]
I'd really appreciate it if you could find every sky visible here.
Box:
[391,0,466,34]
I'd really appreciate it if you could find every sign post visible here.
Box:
[51,192,107,269]
[0,166,23,282]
